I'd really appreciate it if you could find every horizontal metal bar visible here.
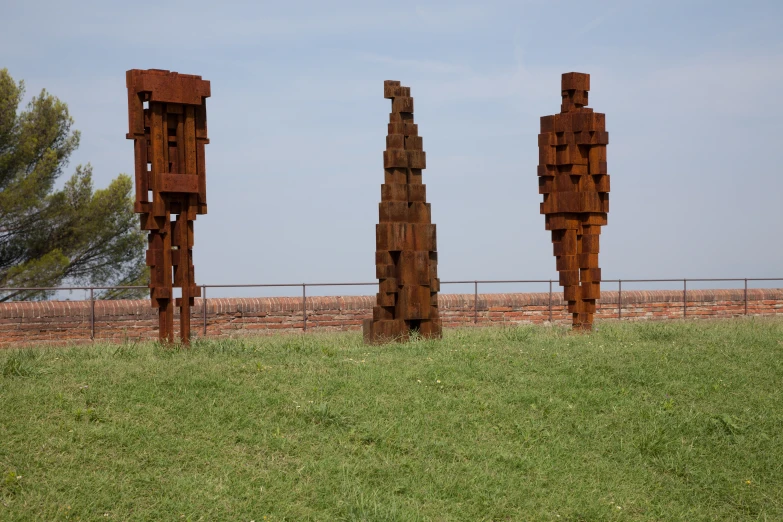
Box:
[202,282,377,289]
[602,278,783,283]
[441,280,555,284]
[1,278,781,295]
[0,286,148,291]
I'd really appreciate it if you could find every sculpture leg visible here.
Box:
[158,304,169,341]
[158,300,173,342]
[176,210,193,345]
[576,222,601,331]
[148,228,173,343]
[554,224,581,329]
[180,296,190,345]
[162,214,174,344]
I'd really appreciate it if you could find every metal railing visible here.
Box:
[1,277,781,339]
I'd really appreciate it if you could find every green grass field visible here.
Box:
[1,319,782,521]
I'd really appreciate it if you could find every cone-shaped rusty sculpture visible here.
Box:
[363,81,442,344]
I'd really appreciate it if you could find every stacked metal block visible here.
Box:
[538,72,609,330]
[363,80,442,344]
[126,69,210,344]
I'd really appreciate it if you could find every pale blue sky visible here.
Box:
[2,0,782,297]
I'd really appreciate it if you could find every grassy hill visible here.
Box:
[1,319,782,521]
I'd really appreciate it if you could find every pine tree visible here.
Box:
[0,69,147,301]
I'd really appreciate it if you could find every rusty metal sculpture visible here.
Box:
[126,69,210,344]
[363,81,442,344]
[538,72,609,331]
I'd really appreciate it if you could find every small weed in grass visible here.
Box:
[1,470,22,497]
[2,350,39,377]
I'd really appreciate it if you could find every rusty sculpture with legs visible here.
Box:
[126,69,210,344]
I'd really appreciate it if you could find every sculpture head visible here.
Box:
[561,72,590,112]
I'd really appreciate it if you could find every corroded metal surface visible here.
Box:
[363,81,442,343]
[538,72,609,330]
[126,69,210,344]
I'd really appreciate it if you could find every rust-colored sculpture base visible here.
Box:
[363,80,442,344]
[538,72,609,331]
[126,69,210,344]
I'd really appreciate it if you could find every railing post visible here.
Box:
[744,278,748,316]
[202,285,207,337]
[89,287,95,340]
[548,280,553,322]
[618,279,622,320]
[473,281,478,324]
[683,279,687,318]
[302,284,307,332]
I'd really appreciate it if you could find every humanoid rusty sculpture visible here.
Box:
[126,69,210,344]
[363,81,442,344]
[538,72,609,331]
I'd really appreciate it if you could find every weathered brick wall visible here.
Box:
[1,289,781,347]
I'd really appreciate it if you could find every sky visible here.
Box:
[2,0,782,298]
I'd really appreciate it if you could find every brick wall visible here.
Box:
[1,288,782,347]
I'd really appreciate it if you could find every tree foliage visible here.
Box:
[0,69,147,301]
